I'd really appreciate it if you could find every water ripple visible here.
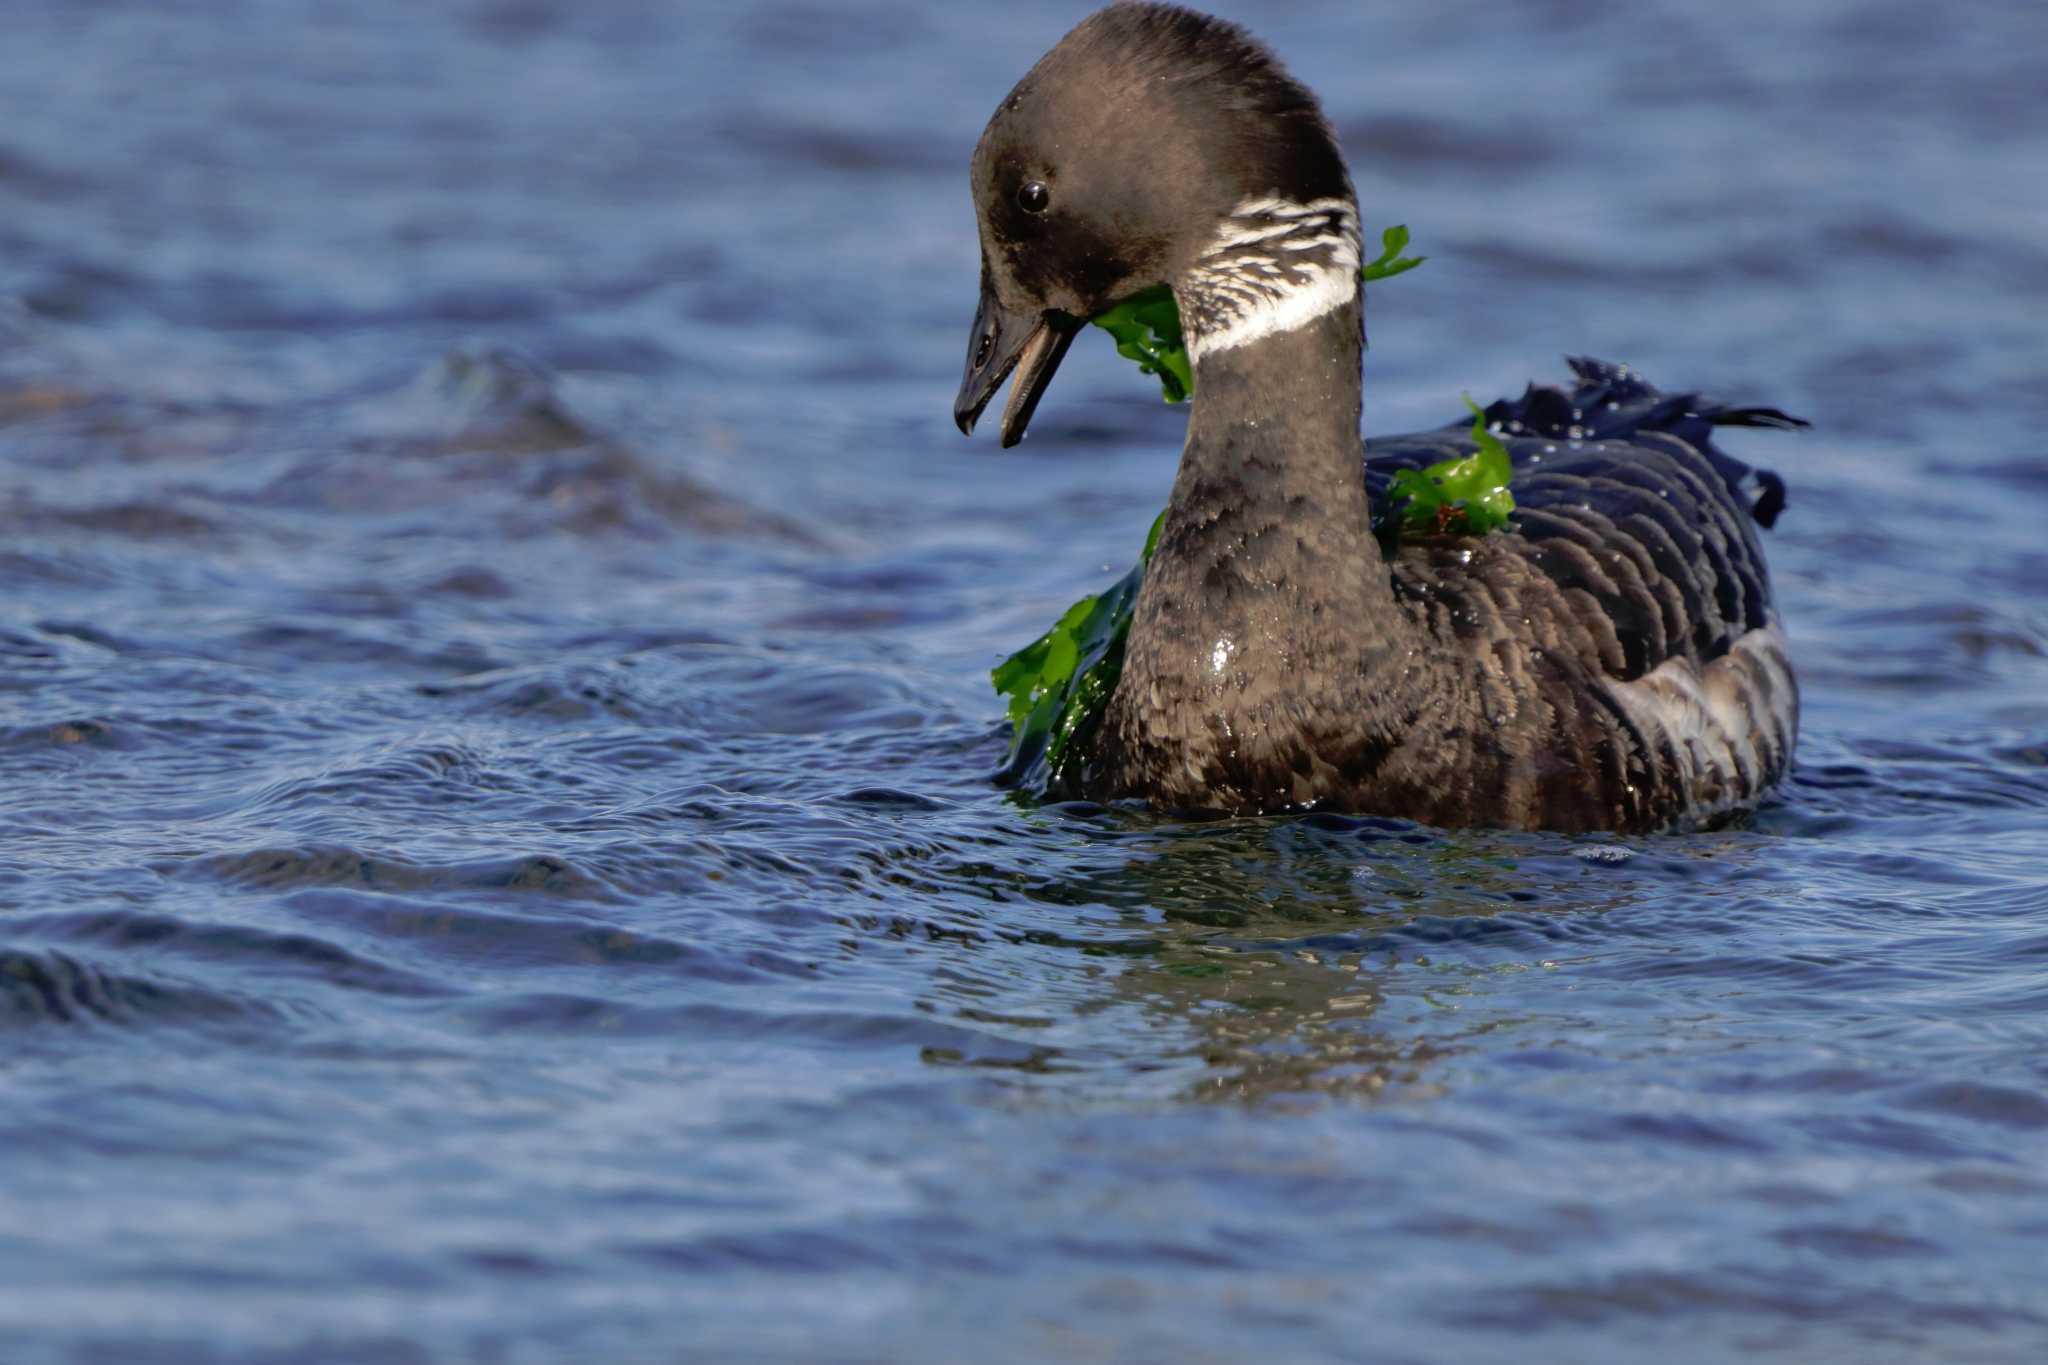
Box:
[2,0,2046,1358]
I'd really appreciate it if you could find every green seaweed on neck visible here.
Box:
[1089,287,1191,404]
[1088,225,1425,405]
[1360,224,1427,283]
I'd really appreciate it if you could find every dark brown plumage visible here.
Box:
[956,5,1801,833]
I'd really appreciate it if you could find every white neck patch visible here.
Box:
[1181,196,1361,365]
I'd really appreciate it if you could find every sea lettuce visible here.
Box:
[1088,225,1426,405]
[1388,398,1515,536]
[1089,288,1191,404]
[1360,223,1428,284]
[992,512,1162,785]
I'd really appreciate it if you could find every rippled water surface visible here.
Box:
[4,1,2047,1359]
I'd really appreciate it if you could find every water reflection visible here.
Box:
[903,803,1775,1106]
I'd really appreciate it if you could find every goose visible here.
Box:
[953,3,1801,833]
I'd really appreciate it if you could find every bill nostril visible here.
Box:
[975,329,995,369]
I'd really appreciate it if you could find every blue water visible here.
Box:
[3,1,2046,1359]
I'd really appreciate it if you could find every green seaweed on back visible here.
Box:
[1388,397,1515,537]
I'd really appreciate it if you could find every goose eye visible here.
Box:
[1016,180,1050,214]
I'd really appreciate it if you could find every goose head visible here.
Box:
[954,3,1357,446]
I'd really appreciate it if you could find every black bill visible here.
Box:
[954,267,1078,448]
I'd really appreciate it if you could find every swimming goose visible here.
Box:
[953,3,1800,833]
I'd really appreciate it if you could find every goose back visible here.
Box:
[1355,359,1803,830]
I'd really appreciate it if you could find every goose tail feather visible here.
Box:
[1468,356,1805,530]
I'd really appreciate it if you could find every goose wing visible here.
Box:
[1364,357,1806,826]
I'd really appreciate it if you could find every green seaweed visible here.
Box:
[1360,223,1427,283]
[1088,225,1425,405]
[1089,287,1192,404]
[1387,397,1515,536]
[992,512,1163,786]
